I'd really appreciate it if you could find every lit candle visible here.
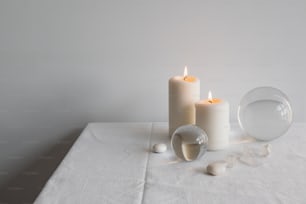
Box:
[195,91,230,150]
[169,67,200,137]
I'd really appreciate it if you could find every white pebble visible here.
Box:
[152,143,167,153]
[206,161,228,176]
[265,144,272,153]
[264,144,272,157]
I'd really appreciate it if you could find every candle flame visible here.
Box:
[208,90,213,103]
[183,66,188,78]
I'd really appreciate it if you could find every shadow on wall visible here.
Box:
[0,128,82,204]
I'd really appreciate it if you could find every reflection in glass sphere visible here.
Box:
[238,87,293,141]
[171,125,208,161]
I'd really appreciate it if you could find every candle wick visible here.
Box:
[209,100,213,104]
[184,76,187,81]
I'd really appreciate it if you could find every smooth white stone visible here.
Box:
[152,143,167,153]
[206,161,228,176]
[264,144,272,156]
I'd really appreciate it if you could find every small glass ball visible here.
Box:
[171,125,208,161]
[238,87,293,141]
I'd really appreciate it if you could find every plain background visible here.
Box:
[0,0,305,202]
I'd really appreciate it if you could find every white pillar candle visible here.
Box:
[195,91,230,150]
[169,67,200,137]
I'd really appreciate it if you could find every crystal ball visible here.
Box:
[238,87,293,141]
[171,125,208,161]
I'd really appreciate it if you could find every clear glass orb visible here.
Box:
[238,87,293,141]
[171,125,208,161]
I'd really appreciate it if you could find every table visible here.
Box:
[34,123,306,204]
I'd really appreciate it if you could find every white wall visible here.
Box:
[0,0,305,202]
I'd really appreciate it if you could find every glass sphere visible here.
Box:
[171,125,208,161]
[238,87,293,141]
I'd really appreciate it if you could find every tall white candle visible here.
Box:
[195,91,230,150]
[169,67,200,137]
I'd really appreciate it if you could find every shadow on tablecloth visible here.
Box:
[0,128,82,204]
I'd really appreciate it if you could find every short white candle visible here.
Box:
[169,67,200,137]
[195,91,230,150]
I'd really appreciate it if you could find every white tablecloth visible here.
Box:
[35,123,306,204]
